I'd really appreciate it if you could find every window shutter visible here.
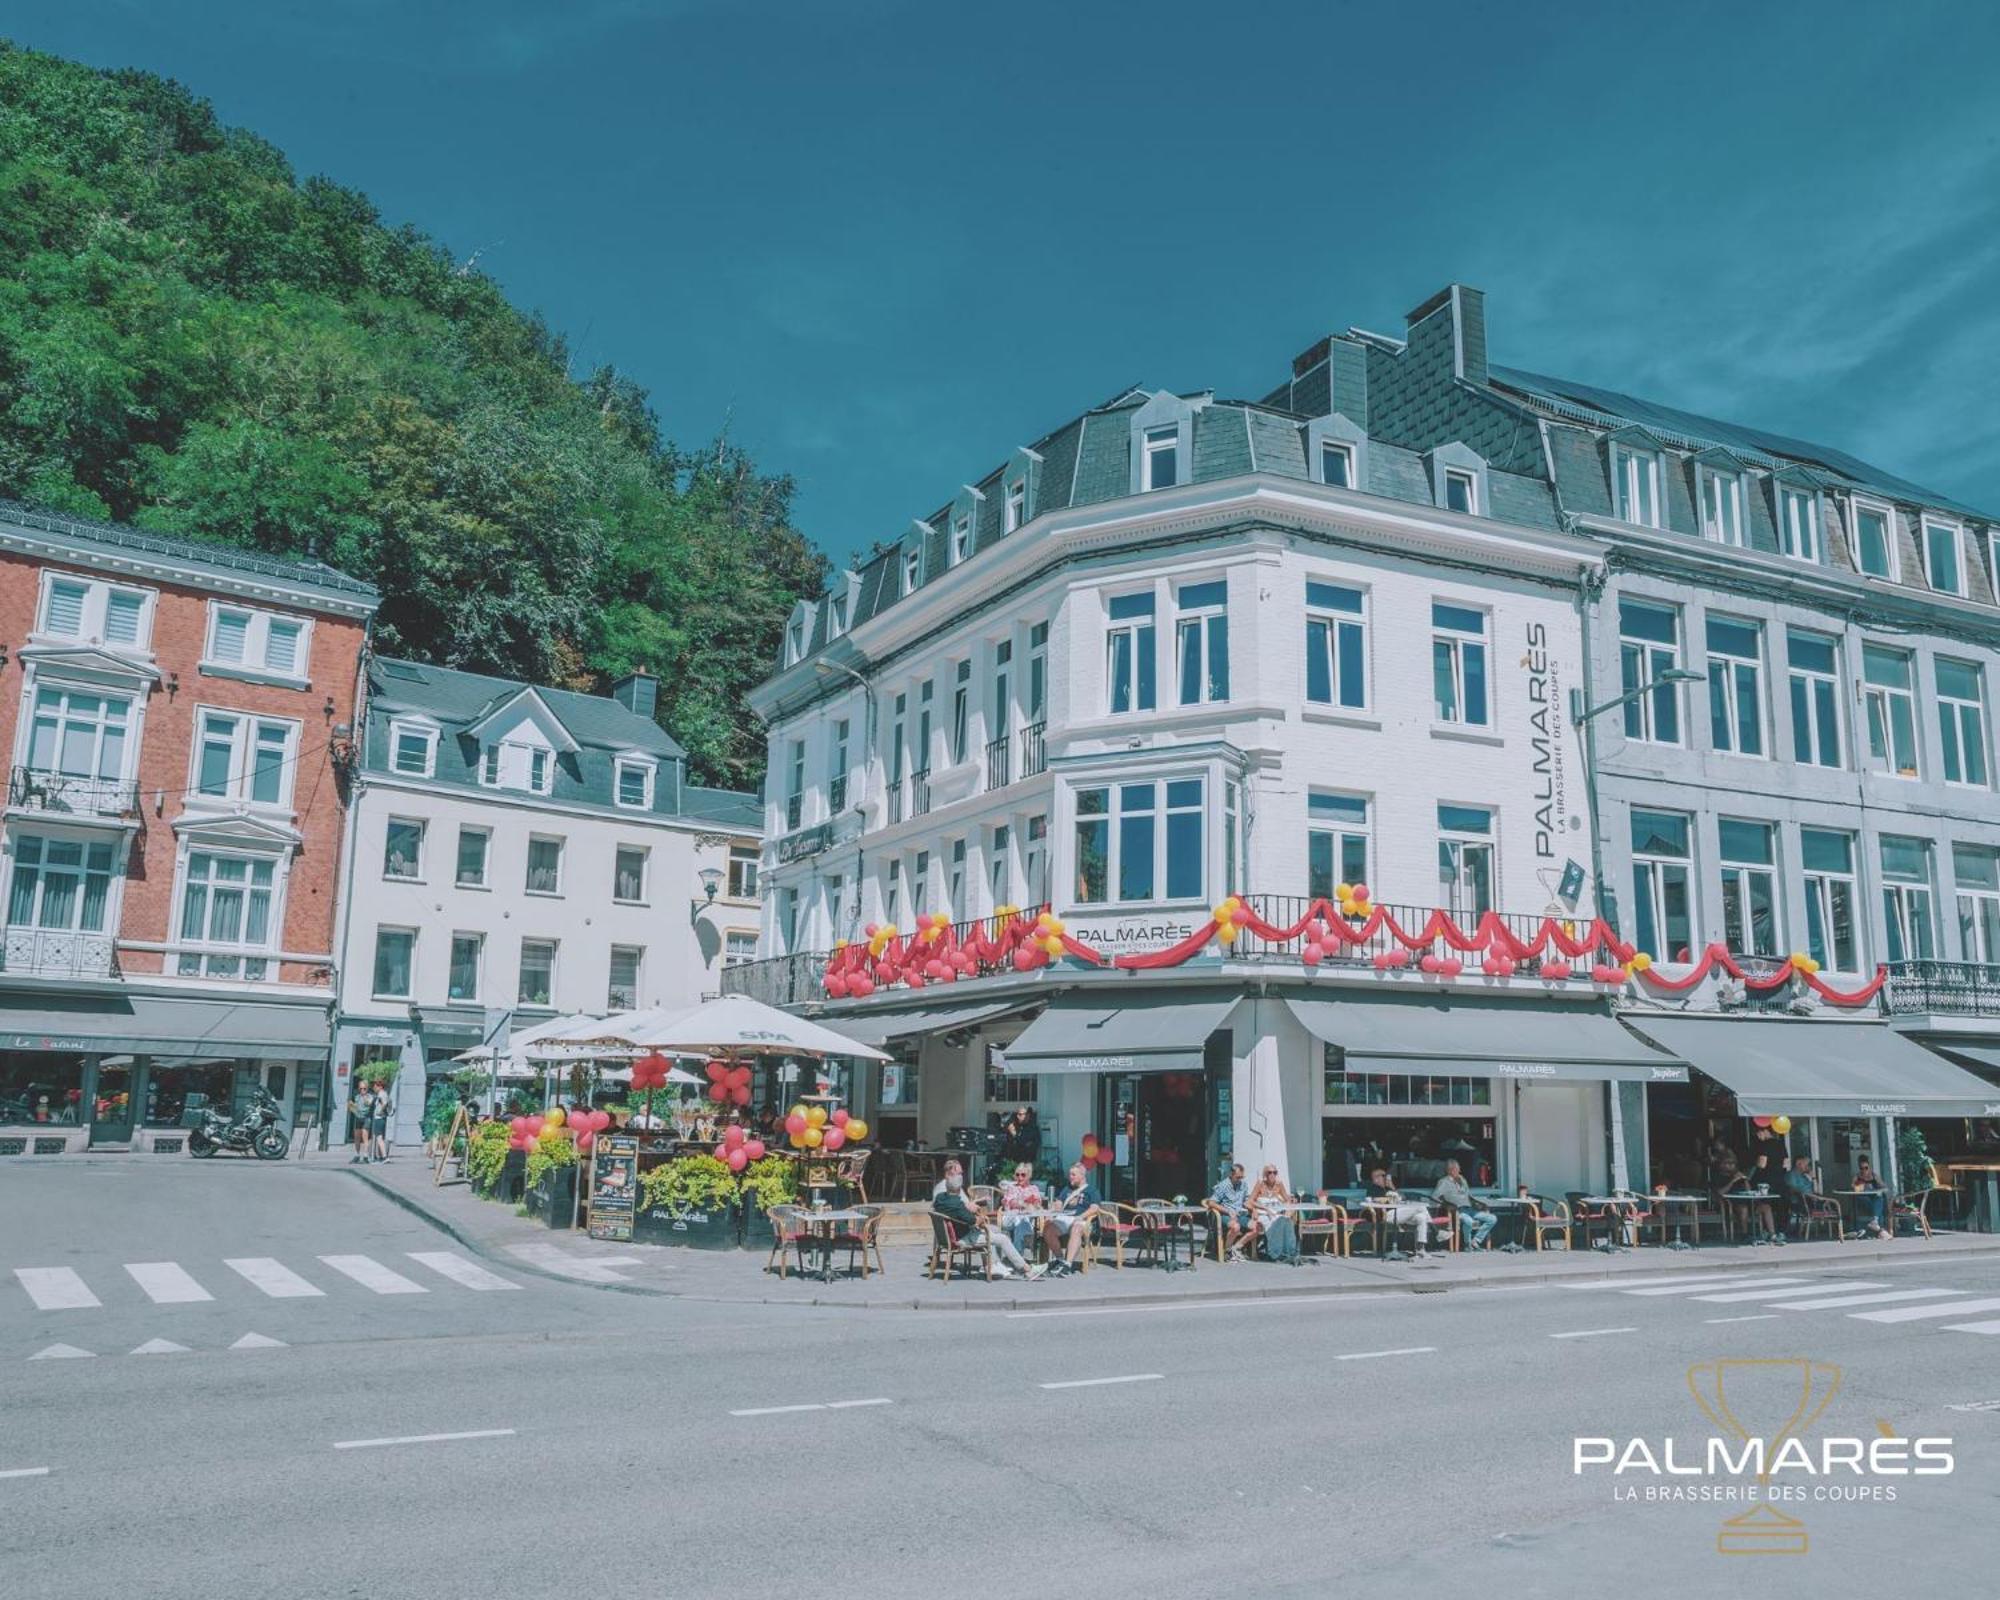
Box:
[44,581,86,636]
[264,618,302,674]
[212,609,250,663]
[104,591,143,645]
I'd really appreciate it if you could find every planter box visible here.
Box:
[740,1205,777,1251]
[495,1149,527,1205]
[636,1205,737,1249]
[532,1167,578,1229]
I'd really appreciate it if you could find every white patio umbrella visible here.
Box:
[629,994,890,1061]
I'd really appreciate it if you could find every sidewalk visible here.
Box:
[351,1157,2000,1310]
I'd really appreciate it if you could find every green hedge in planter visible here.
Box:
[524,1127,578,1191]
[639,1153,738,1218]
[465,1121,512,1194]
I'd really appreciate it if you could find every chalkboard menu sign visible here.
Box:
[587,1133,640,1241]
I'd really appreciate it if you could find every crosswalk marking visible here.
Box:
[317,1255,427,1296]
[1563,1273,1749,1291]
[125,1262,213,1304]
[1775,1288,1966,1312]
[130,1338,189,1355]
[14,1268,99,1310]
[1850,1297,2000,1324]
[1621,1276,1811,1297]
[29,1344,94,1359]
[1691,1282,1887,1305]
[224,1258,324,1299]
[507,1243,643,1282]
[1941,1319,2000,1335]
[230,1333,287,1350]
[406,1252,519,1291]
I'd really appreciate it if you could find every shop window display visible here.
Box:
[1,1050,87,1123]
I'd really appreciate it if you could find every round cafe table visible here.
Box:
[794,1207,868,1282]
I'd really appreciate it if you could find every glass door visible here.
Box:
[88,1058,135,1145]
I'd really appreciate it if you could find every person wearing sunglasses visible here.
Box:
[1041,1163,1102,1277]
[1248,1166,1301,1264]
[1209,1161,1254,1261]
[999,1162,1046,1258]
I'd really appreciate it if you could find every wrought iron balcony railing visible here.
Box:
[1881,959,2000,1017]
[8,766,140,821]
[1020,720,1047,779]
[985,734,1010,792]
[908,767,931,818]
[0,926,119,979]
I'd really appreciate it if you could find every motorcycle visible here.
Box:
[187,1087,290,1160]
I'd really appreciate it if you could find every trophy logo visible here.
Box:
[1686,1358,1842,1556]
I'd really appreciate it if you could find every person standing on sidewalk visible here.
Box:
[369,1078,392,1162]
[349,1082,374,1163]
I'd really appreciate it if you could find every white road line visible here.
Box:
[729,1403,826,1417]
[130,1338,189,1355]
[1943,1319,2000,1335]
[28,1344,93,1360]
[1851,1297,2000,1324]
[406,1251,520,1291]
[1563,1273,1749,1291]
[1038,1373,1165,1390]
[230,1333,287,1350]
[318,1255,427,1295]
[1775,1288,1966,1312]
[332,1429,515,1451]
[1692,1281,1888,1305]
[1549,1327,1637,1340]
[224,1258,323,1299]
[14,1268,99,1310]
[1704,1314,1780,1324]
[824,1397,894,1410]
[0,1467,52,1479]
[507,1243,642,1282]
[125,1262,213,1304]
[1621,1276,1812,1297]
[1005,1292,1401,1320]
[1335,1346,1436,1361]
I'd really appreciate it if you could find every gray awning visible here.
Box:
[0,991,330,1062]
[1624,1016,2000,1118]
[998,993,1240,1076]
[815,999,1031,1051]
[1287,996,1688,1084]
[1934,1044,2000,1086]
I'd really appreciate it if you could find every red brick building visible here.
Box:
[0,502,377,1150]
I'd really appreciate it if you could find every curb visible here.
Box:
[344,1166,2000,1313]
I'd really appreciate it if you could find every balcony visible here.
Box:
[1882,960,2000,1018]
[828,774,848,814]
[1,926,119,980]
[909,767,931,818]
[719,951,827,1009]
[8,766,141,824]
[785,792,803,831]
[984,734,1010,792]
[1020,720,1047,779]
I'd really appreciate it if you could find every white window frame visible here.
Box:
[1936,658,1989,789]
[613,843,650,905]
[1953,847,2000,965]
[1320,441,1355,490]
[371,925,417,1001]
[1304,580,1368,711]
[1105,591,1157,715]
[1879,839,1936,963]
[454,826,490,889]
[1618,600,1683,746]
[1173,580,1229,708]
[174,848,283,981]
[1024,814,1048,908]
[517,938,558,1008]
[1717,818,1780,959]
[382,816,426,882]
[1801,829,1861,977]
[1704,616,1765,758]
[950,659,972,764]
[524,834,565,896]
[35,571,155,649]
[723,930,758,968]
[1436,804,1496,921]
[447,931,484,1004]
[607,944,643,1011]
[5,833,121,935]
[24,681,134,786]
[1443,467,1478,515]
[1431,601,1490,727]
[1307,793,1371,899]
[726,843,760,901]
[189,708,300,808]
[1611,444,1661,528]
[1699,465,1745,546]
[479,738,554,795]
[1778,486,1821,563]
[1628,809,1694,963]
[950,514,971,566]
[1141,425,1179,492]
[613,755,656,810]
[1851,498,1897,580]
[203,601,311,681]
[988,823,1012,910]
[388,718,438,778]
[1027,622,1049,722]
[1070,776,1207,907]
[901,547,922,595]
[1923,516,1965,596]
[1861,645,1920,780]
[1004,478,1027,533]
[1786,631,1843,768]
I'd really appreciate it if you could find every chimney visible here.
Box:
[610,670,658,722]
[1405,283,1487,386]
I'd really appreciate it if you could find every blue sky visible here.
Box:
[15,1,2000,567]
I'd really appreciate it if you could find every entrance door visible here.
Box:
[1516,1081,1602,1196]
[1137,1072,1208,1200]
[88,1059,135,1145]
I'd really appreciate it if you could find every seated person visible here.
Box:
[1851,1158,1889,1238]
[1365,1167,1438,1262]
[1248,1166,1300,1264]
[1209,1162,1254,1259]
[933,1157,967,1201]
[1432,1159,1497,1249]
[933,1168,1039,1279]
[1040,1163,1102,1277]
[998,1162,1045,1256]
[1721,1159,1780,1243]
[1784,1156,1822,1235]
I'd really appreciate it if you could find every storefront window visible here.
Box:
[1,1050,87,1124]
[1324,1061,1493,1108]
[143,1057,235,1126]
[1322,1115,1495,1190]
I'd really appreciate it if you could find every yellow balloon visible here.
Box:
[788,1131,806,1148]
[543,1105,565,1128]
[1335,882,1352,902]
[802,1125,823,1148]
[789,1104,807,1121]
[807,1106,827,1127]
[1217,924,1239,945]
[1771,1115,1792,1136]
[844,1119,868,1142]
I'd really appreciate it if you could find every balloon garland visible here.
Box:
[819,899,1885,1007]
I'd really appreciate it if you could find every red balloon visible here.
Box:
[850,976,875,998]
[526,1116,545,1137]
[825,974,849,998]
[592,1109,612,1132]
[744,1139,766,1161]
[1013,948,1036,971]
[704,1059,727,1081]
[785,1112,807,1135]
[823,1127,847,1151]
[509,1116,528,1136]
[723,1125,746,1148]
[576,1130,594,1152]
[831,1108,850,1127]
[730,1085,752,1106]
[725,1147,748,1172]
[707,1083,728,1102]
[1095,1147,1114,1166]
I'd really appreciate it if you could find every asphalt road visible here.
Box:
[4,1160,1997,1598]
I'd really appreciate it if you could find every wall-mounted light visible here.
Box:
[323,694,337,720]
[166,671,180,697]
[698,866,724,902]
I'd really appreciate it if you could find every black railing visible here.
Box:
[1020,720,1047,778]
[887,780,906,825]
[828,774,848,814]
[8,766,139,820]
[1227,896,1580,968]
[720,951,828,1008]
[785,793,803,831]
[909,767,931,817]
[985,734,1010,791]
[0,926,119,979]
[1882,959,2000,1017]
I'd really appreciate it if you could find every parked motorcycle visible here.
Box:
[186,1087,290,1160]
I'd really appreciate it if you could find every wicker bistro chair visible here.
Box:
[1891,1186,1935,1239]
[1795,1190,1845,1243]
[838,1151,871,1206]
[927,1212,992,1281]
[1096,1204,1152,1270]
[1566,1192,1622,1251]
[1297,1202,1345,1259]
[765,1205,813,1280]
[1526,1196,1572,1250]
[831,1204,886,1279]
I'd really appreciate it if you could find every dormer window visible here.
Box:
[786,617,805,664]
[1142,425,1179,491]
[1923,517,1964,596]
[480,741,553,795]
[950,515,971,565]
[1778,486,1820,562]
[39,574,152,648]
[388,719,438,778]
[828,591,848,637]
[1699,465,1745,546]
[1611,444,1660,527]
[902,548,921,595]
[1320,442,1354,490]
[614,755,655,810]
[1853,501,1895,579]
[1004,479,1027,532]
[1443,468,1477,515]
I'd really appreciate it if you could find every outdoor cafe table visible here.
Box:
[1135,1204,1206,1272]
[1640,1193,1703,1249]
[1578,1195,1649,1250]
[794,1207,868,1283]
[1720,1187,1778,1240]
[1831,1188,1889,1234]
[1272,1200,1336,1263]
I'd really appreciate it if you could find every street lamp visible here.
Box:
[697,866,724,903]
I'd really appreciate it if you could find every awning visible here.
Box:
[1286,996,1688,1084]
[0,991,331,1062]
[817,999,1033,1051]
[1624,1016,2000,1118]
[998,993,1241,1076]
[1933,1044,2000,1087]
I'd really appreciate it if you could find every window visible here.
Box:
[917,681,934,776]
[455,827,490,889]
[614,757,654,810]
[1074,778,1204,905]
[383,819,424,881]
[1308,794,1369,899]
[1801,828,1860,975]
[1175,580,1229,706]
[786,739,805,830]
[517,939,557,1007]
[447,933,482,1003]
[1923,518,1964,596]
[1705,617,1764,757]
[1629,810,1693,962]
[902,547,921,594]
[991,647,1010,740]
[1106,592,1157,714]
[1699,466,1744,546]
[38,575,151,646]
[1320,442,1354,489]
[950,515,971,565]
[884,859,902,924]
[1861,645,1919,778]
[950,660,971,764]
[27,686,130,784]
[945,841,965,917]
[1431,603,1489,726]
[1953,845,2000,965]
[176,852,276,979]
[1142,425,1178,491]
[1718,819,1779,958]
[607,945,643,1011]
[1005,478,1026,533]
[7,836,116,933]
[1224,781,1241,892]
[1305,581,1367,709]
[613,845,648,903]
[1787,632,1842,767]
[727,844,759,900]
[1853,503,1894,579]
[206,604,308,678]
[828,592,847,638]
[1879,836,1936,962]
[1778,487,1819,562]
[989,823,1011,909]
[1618,600,1682,744]
[1025,814,1048,906]
[777,886,801,951]
[830,719,850,813]
[1028,623,1048,721]
[1437,804,1494,921]
[912,851,929,916]
[479,740,553,794]
[389,720,436,777]
[1611,445,1660,527]
[193,711,295,806]
[785,618,805,663]
[372,927,415,999]
[1937,659,1989,787]
[525,836,564,895]
[1443,468,1476,515]
[724,930,757,968]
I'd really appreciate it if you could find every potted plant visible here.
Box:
[464,1120,514,1198]
[525,1129,580,1229]
[737,1156,798,1250]
[636,1153,740,1247]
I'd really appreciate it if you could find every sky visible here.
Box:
[12,1,2000,569]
